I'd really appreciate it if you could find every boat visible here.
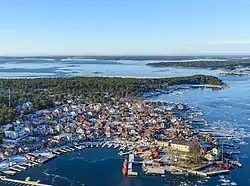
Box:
[25,177,40,184]
[114,144,119,149]
[216,162,231,170]
[122,159,127,176]
[230,182,237,186]
[122,167,127,176]
[108,143,113,148]
[101,143,106,148]
[91,144,93,148]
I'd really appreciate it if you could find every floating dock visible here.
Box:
[187,170,208,177]
[9,167,22,172]
[127,154,138,176]
[29,161,40,166]
[2,171,16,176]
[206,170,230,176]
[231,161,242,168]
[24,162,33,167]
[53,151,61,155]
[63,148,71,152]
[119,150,133,156]
[67,147,75,151]
[59,149,67,153]
[15,165,27,170]
[0,176,52,186]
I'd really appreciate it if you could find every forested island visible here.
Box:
[0,75,223,126]
[147,60,250,70]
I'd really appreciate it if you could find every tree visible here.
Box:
[0,128,3,144]
[189,141,201,163]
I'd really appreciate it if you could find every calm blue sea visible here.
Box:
[0,57,250,186]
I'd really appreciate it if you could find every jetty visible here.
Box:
[9,167,22,172]
[127,154,138,176]
[119,150,134,156]
[2,170,16,176]
[0,176,52,186]
[62,148,71,152]
[67,147,75,151]
[231,161,242,168]
[15,165,27,170]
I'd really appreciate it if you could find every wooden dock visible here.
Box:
[206,170,229,176]
[127,154,138,176]
[15,165,27,170]
[0,176,52,186]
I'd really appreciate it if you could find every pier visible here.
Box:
[9,167,22,172]
[15,165,27,170]
[0,176,52,186]
[231,161,242,168]
[195,162,216,171]
[127,154,138,176]
[206,170,230,176]
[2,171,16,176]
[119,150,134,156]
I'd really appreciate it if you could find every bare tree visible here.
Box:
[189,141,200,163]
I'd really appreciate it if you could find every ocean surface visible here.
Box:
[0,56,227,78]
[0,56,250,186]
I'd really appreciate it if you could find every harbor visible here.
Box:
[0,98,247,186]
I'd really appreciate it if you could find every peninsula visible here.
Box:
[147,60,250,70]
[0,74,239,184]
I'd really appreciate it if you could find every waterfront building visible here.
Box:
[156,140,170,147]
[170,140,191,152]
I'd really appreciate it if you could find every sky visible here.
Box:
[0,0,250,56]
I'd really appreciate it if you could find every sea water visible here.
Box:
[0,58,250,185]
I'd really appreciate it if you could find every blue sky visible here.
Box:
[0,0,250,55]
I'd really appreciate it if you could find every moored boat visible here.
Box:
[122,159,127,176]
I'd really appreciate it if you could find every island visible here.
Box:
[146,60,250,70]
[0,75,242,184]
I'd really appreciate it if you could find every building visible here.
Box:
[146,166,165,175]
[204,153,215,161]
[170,140,191,152]
[26,153,37,161]
[156,140,170,147]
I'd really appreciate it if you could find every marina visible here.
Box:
[0,75,249,186]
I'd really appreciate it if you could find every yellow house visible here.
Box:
[170,140,191,152]
[204,153,215,161]
[212,148,219,155]
[156,141,170,147]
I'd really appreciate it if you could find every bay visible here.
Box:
[0,57,250,186]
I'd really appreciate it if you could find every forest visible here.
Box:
[147,60,250,70]
[0,75,223,125]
